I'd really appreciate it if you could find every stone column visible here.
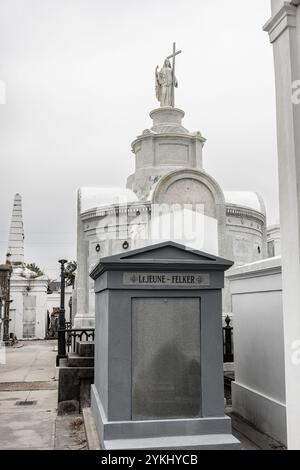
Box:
[73,190,94,328]
[264,0,300,449]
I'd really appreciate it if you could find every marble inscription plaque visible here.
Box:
[123,272,210,288]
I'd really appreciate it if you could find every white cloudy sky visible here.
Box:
[0,0,277,279]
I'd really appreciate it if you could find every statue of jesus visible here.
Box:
[155,59,178,108]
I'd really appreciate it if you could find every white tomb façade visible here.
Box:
[6,194,48,340]
[73,55,270,329]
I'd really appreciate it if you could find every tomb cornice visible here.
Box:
[263,2,298,43]
[91,260,233,280]
[81,201,151,220]
[226,204,266,226]
[90,241,233,280]
[226,256,282,282]
[81,201,151,222]
[131,132,206,152]
[10,277,48,287]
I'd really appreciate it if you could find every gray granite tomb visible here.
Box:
[90,241,240,450]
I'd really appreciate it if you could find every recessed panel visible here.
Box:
[132,297,201,420]
[159,143,189,164]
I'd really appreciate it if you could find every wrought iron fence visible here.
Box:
[222,316,234,363]
[60,321,232,361]
[65,328,95,354]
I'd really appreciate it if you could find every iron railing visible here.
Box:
[65,328,95,354]
[223,316,234,363]
[60,321,232,361]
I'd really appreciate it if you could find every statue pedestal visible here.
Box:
[127,107,206,201]
[150,107,188,134]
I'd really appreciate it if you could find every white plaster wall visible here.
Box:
[34,285,48,339]
[9,288,24,339]
[267,225,281,257]
[226,226,264,266]
[225,207,267,266]
[223,209,267,314]
[227,257,286,445]
[9,276,48,339]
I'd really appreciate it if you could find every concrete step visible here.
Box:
[76,341,95,358]
[67,353,94,368]
[104,433,241,450]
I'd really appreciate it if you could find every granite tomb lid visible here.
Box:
[90,241,233,279]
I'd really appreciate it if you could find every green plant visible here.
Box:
[65,261,77,288]
[26,263,44,277]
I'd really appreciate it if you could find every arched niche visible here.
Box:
[151,169,227,256]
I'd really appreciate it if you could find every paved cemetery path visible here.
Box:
[0,340,284,451]
[0,340,86,450]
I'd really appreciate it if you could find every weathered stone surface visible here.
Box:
[58,366,94,414]
[76,341,95,358]
[67,353,94,368]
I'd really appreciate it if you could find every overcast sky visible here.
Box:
[0,0,277,279]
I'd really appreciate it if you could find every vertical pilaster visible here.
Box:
[73,190,94,328]
[264,1,300,449]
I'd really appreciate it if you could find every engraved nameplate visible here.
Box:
[123,272,210,287]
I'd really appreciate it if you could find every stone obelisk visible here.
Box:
[7,194,25,266]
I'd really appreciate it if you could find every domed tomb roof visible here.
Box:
[224,191,266,215]
[79,187,138,214]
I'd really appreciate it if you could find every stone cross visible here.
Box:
[167,42,182,107]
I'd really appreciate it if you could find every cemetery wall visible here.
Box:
[227,257,286,445]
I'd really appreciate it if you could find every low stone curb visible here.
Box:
[82,407,101,450]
